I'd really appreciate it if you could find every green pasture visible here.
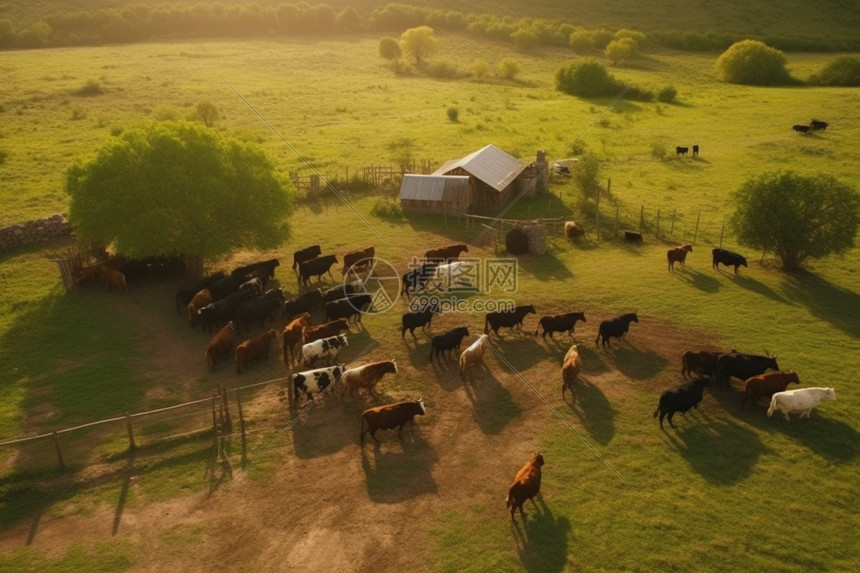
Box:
[0,34,859,572]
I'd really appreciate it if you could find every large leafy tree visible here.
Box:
[66,121,293,261]
[399,25,437,68]
[715,39,794,85]
[729,171,860,270]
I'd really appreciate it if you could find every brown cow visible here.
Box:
[360,399,426,443]
[303,318,350,345]
[561,344,582,398]
[342,246,374,276]
[424,244,469,262]
[681,350,723,379]
[564,221,585,241]
[236,329,277,373]
[186,288,213,327]
[506,452,545,521]
[282,313,312,367]
[342,360,398,398]
[742,370,800,407]
[205,321,236,371]
[667,244,693,272]
[100,265,128,293]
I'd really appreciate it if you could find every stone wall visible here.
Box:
[0,214,72,253]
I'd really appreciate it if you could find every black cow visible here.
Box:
[429,326,470,361]
[712,248,748,274]
[321,282,363,305]
[293,245,321,271]
[534,312,586,340]
[653,377,709,429]
[810,119,828,131]
[174,271,226,314]
[207,273,246,301]
[235,289,285,335]
[676,146,689,157]
[360,399,426,443]
[692,144,699,157]
[283,289,324,321]
[484,305,536,336]
[595,312,639,350]
[231,259,279,281]
[197,288,256,333]
[793,124,810,133]
[401,302,441,339]
[401,262,439,299]
[299,255,338,286]
[681,350,724,379]
[325,294,372,324]
[712,352,779,388]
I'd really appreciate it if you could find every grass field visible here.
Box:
[1,31,859,572]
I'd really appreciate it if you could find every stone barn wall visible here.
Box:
[0,214,72,253]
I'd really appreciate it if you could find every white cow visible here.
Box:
[301,334,348,367]
[459,334,490,380]
[429,260,475,292]
[767,387,836,421]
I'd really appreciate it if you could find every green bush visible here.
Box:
[497,58,521,81]
[556,59,617,97]
[378,36,401,60]
[715,39,796,85]
[427,58,461,79]
[371,198,405,221]
[657,85,677,103]
[447,107,459,122]
[73,80,103,97]
[808,56,860,86]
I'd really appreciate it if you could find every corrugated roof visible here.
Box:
[399,174,470,202]
[432,144,525,192]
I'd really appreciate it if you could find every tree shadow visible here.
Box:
[660,414,767,485]
[779,271,860,338]
[565,377,616,446]
[511,496,572,573]
[732,273,792,305]
[463,369,522,436]
[360,432,438,503]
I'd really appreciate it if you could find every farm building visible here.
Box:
[399,174,472,215]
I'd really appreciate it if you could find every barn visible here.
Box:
[432,144,532,208]
[399,174,472,215]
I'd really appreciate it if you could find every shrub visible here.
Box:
[497,58,521,81]
[556,59,617,97]
[378,36,401,60]
[371,198,405,222]
[472,59,489,79]
[605,37,638,65]
[447,107,459,122]
[195,101,219,127]
[657,85,677,103]
[427,58,461,79]
[650,142,668,160]
[808,56,860,86]
[715,39,795,85]
[74,80,103,97]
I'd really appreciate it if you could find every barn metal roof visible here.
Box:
[399,174,470,202]
[432,144,525,192]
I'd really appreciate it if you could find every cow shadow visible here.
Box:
[489,335,549,371]
[660,414,767,485]
[565,378,616,446]
[511,498,571,573]
[609,345,669,380]
[289,397,362,459]
[730,273,792,305]
[780,271,860,338]
[575,345,613,376]
[768,415,860,464]
[360,433,438,503]
[463,370,522,435]
[674,268,720,293]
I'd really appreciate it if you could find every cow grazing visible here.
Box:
[301,334,348,367]
[175,272,226,314]
[232,258,279,281]
[186,288,213,327]
[793,124,810,134]
[402,262,438,298]
[236,329,277,373]
[809,119,828,132]
[425,244,469,262]
[342,360,398,398]
[360,399,426,443]
[205,321,236,371]
[713,352,779,388]
[742,370,800,407]
[484,305,536,336]
[282,313,312,366]
[653,377,709,429]
[298,254,338,286]
[430,326,470,361]
[676,146,689,157]
[401,301,442,339]
[343,246,375,276]
[681,350,723,379]
[561,344,582,399]
[292,365,345,404]
[712,248,748,274]
[459,334,490,380]
[667,244,693,272]
[768,387,836,421]
[564,221,585,241]
[283,289,324,321]
[506,453,545,521]
[595,313,639,350]
[534,312,586,340]
[325,294,372,324]
[238,275,264,297]
[303,318,350,345]
[692,145,699,157]
[292,245,321,271]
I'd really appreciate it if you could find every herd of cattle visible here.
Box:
[792,119,829,134]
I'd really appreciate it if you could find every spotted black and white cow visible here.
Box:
[292,364,346,403]
[301,333,348,367]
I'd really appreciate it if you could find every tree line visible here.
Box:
[1,2,858,52]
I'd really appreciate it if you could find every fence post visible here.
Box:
[639,205,645,233]
[236,389,246,444]
[52,431,65,468]
[614,205,619,238]
[125,413,136,451]
[220,385,232,434]
[211,397,218,438]
[670,209,676,235]
[719,215,727,248]
[595,188,601,241]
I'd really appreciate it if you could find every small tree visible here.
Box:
[729,171,860,270]
[472,59,489,79]
[65,121,293,261]
[556,59,620,97]
[497,58,521,81]
[378,36,401,60]
[447,107,459,122]
[572,153,603,216]
[715,39,795,85]
[194,101,219,127]
[605,37,637,66]
[399,25,438,68]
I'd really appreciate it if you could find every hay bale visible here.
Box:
[522,223,547,255]
[505,226,529,255]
